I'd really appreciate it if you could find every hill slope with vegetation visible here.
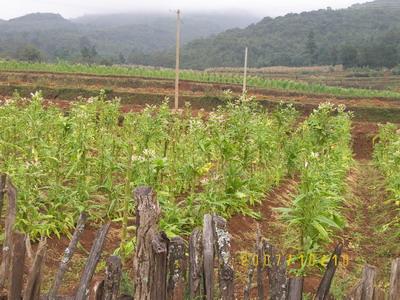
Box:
[0,12,257,64]
[134,0,400,69]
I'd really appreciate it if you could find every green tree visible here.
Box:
[306,31,318,64]
[330,46,338,66]
[17,44,43,62]
[341,44,358,68]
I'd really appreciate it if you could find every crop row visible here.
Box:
[1,60,400,99]
[0,92,298,246]
[0,91,354,264]
[374,124,400,236]
[279,103,353,272]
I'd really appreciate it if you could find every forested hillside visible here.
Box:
[2,0,400,69]
[0,12,257,64]
[133,0,400,69]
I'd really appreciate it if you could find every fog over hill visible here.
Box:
[0,12,258,63]
[1,0,400,69]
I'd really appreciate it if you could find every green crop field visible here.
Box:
[0,91,353,262]
[2,60,400,99]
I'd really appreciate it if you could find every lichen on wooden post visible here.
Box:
[203,214,214,300]
[133,186,169,300]
[263,240,288,300]
[167,236,187,300]
[189,228,203,299]
[212,215,234,300]
[102,255,122,300]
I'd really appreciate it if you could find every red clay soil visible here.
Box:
[352,122,379,160]
[28,223,121,296]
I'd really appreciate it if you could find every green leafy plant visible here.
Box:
[277,103,353,273]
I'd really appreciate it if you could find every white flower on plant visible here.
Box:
[142,148,156,159]
[311,152,319,158]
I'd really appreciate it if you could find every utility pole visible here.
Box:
[243,47,248,94]
[175,9,181,110]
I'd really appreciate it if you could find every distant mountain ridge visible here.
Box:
[0,12,258,63]
[9,13,66,22]
[131,0,400,69]
[2,0,400,69]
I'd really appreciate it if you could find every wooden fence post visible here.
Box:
[134,186,169,300]
[213,215,234,300]
[287,277,303,300]
[8,231,26,300]
[23,238,47,300]
[347,264,377,300]
[203,214,214,300]
[389,258,400,300]
[152,232,169,300]
[315,243,343,300]
[189,228,203,299]
[75,223,111,300]
[0,173,6,219]
[0,178,17,289]
[264,241,288,300]
[167,237,187,300]
[102,256,122,300]
[48,212,88,300]
[256,226,264,300]
[243,251,256,300]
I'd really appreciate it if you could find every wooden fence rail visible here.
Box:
[0,177,398,299]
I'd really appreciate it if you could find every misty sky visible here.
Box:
[1,0,368,20]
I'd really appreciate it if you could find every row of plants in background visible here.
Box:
[373,123,400,237]
[0,91,297,255]
[278,103,353,274]
[1,60,400,99]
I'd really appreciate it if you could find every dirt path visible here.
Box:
[334,160,400,293]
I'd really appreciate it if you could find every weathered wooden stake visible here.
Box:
[389,258,400,300]
[264,240,288,300]
[134,186,168,300]
[48,212,88,300]
[203,214,214,300]
[243,251,256,300]
[287,277,304,300]
[75,223,110,300]
[26,235,34,267]
[167,237,187,300]
[189,228,203,299]
[315,243,343,300]
[0,178,17,289]
[102,256,122,300]
[213,215,234,300]
[152,232,169,300]
[256,226,264,300]
[8,232,26,300]
[243,47,248,94]
[23,238,47,300]
[0,173,6,219]
[347,264,377,300]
